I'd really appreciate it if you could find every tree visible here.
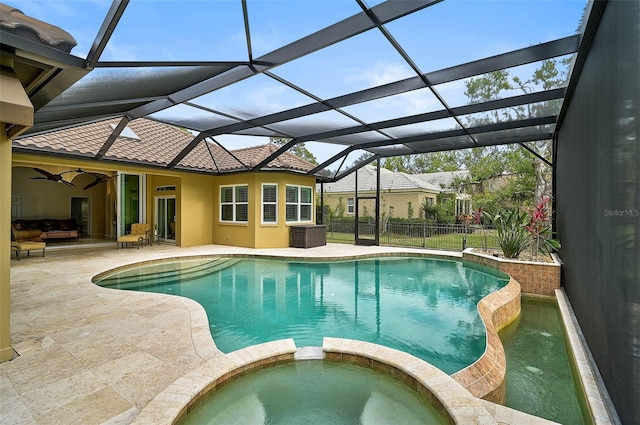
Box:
[463,59,569,204]
[335,197,345,218]
[349,151,374,168]
[381,156,412,172]
[412,151,461,173]
[380,151,462,173]
[270,137,318,165]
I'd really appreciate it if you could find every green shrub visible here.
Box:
[484,208,530,258]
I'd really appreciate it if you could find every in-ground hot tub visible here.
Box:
[176,360,449,425]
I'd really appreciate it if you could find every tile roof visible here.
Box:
[0,4,77,52]
[14,117,316,174]
[320,165,442,193]
[413,170,471,190]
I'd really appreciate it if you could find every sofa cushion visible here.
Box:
[40,219,55,231]
[13,219,38,231]
[58,219,76,231]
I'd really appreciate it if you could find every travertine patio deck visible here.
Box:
[1,243,569,424]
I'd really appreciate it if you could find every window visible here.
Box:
[220,185,248,222]
[286,185,313,222]
[262,184,278,224]
[347,197,354,214]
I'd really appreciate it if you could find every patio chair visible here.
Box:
[116,223,151,249]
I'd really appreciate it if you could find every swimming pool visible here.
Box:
[96,256,509,374]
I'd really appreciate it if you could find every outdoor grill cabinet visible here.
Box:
[289,225,326,248]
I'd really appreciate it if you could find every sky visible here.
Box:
[12,0,587,167]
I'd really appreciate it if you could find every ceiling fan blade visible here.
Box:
[33,167,56,178]
[30,177,47,180]
[62,180,75,188]
[61,168,84,175]
[83,180,100,190]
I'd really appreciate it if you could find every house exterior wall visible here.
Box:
[180,173,213,247]
[213,172,316,248]
[321,190,437,219]
[11,154,316,249]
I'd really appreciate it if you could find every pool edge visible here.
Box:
[555,288,620,425]
[452,277,522,404]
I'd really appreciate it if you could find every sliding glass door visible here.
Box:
[117,173,146,236]
[155,196,176,242]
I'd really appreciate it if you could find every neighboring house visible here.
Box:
[11,117,317,249]
[317,166,472,219]
[413,170,473,216]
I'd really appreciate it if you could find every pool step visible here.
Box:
[294,346,325,360]
[98,258,241,290]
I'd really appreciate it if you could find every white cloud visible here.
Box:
[103,41,140,62]
[345,61,413,89]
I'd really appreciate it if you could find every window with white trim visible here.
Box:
[286,185,313,222]
[347,197,355,214]
[262,184,278,224]
[220,185,248,222]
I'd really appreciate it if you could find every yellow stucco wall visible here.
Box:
[180,173,213,247]
[212,173,256,248]
[321,190,437,219]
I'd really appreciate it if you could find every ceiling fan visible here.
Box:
[30,168,76,188]
[83,173,116,190]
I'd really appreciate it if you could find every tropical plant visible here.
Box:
[526,196,561,256]
[484,208,530,258]
[472,207,484,225]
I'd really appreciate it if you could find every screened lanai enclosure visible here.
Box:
[1,0,638,423]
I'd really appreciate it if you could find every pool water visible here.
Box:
[97,256,508,373]
[176,361,448,425]
[500,296,591,425]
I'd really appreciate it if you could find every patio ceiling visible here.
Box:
[2,0,590,181]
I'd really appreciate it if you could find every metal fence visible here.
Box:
[325,221,500,252]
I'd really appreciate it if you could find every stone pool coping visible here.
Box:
[137,337,560,425]
[555,289,618,424]
[451,277,521,404]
